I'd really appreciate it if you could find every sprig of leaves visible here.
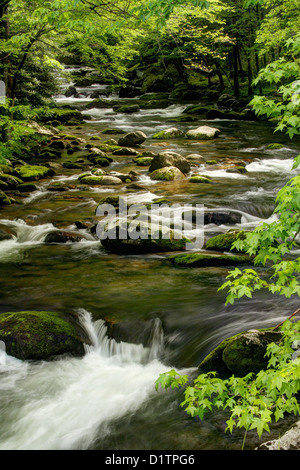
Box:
[156,320,300,440]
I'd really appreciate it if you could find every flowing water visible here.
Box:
[1,71,300,450]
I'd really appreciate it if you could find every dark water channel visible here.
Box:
[0,74,300,450]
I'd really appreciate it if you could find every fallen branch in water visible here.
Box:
[273,307,300,331]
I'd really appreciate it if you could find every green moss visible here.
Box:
[115,104,140,113]
[166,252,251,267]
[140,100,171,109]
[34,108,83,124]
[96,144,121,153]
[57,134,79,140]
[93,157,111,167]
[189,176,212,184]
[17,183,38,192]
[267,143,285,150]
[152,128,184,139]
[80,176,105,185]
[0,174,23,188]
[205,230,247,253]
[0,189,12,205]
[199,329,283,377]
[150,167,185,181]
[0,164,14,174]
[226,166,248,174]
[16,165,53,181]
[183,105,212,115]
[167,115,199,123]
[206,160,218,165]
[0,310,89,360]
[97,195,121,208]
[135,157,153,166]
[101,129,127,135]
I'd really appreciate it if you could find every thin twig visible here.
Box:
[272,307,300,331]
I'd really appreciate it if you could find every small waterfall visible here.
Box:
[77,308,165,363]
[0,309,168,450]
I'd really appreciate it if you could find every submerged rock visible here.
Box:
[199,329,283,378]
[100,220,189,254]
[204,210,242,225]
[44,230,87,244]
[0,310,90,360]
[166,252,251,268]
[0,228,13,241]
[114,104,140,114]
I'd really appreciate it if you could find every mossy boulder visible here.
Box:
[17,183,38,192]
[135,157,153,166]
[189,175,212,184]
[80,175,122,185]
[35,108,83,125]
[16,165,54,181]
[149,151,191,174]
[152,127,184,139]
[0,310,91,361]
[112,147,139,156]
[140,99,171,109]
[267,143,285,150]
[183,105,212,115]
[44,230,86,243]
[114,104,140,114]
[150,166,186,181]
[166,252,251,268]
[199,329,283,378]
[186,125,221,140]
[205,230,247,253]
[226,165,248,174]
[0,189,12,206]
[101,128,127,135]
[0,174,23,188]
[86,147,107,160]
[100,220,190,254]
[117,131,146,147]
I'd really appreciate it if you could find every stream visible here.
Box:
[0,68,300,451]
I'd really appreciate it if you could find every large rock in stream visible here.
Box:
[149,151,191,174]
[99,220,189,254]
[0,311,91,360]
[199,329,283,378]
[117,131,147,147]
[186,125,221,140]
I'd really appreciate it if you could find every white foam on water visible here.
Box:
[246,158,297,174]
[195,165,249,179]
[0,309,174,450]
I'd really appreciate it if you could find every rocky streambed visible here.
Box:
[0,72,300,450]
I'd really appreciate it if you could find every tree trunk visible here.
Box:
[232,44,240,97]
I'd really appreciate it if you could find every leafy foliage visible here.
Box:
[156,320,300,440]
